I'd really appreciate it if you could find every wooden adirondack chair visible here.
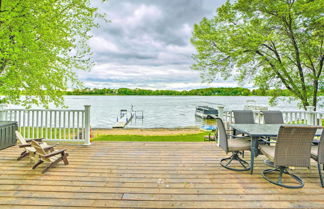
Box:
[16,131,55,161]
[30,140,69,173]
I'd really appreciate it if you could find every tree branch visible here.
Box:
[255,50,303,99]
[282,14,309,106]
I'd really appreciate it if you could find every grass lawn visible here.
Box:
[92,132,211,142]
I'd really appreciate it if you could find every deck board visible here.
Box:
[0,141,324,208]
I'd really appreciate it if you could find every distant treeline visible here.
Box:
[64,87,318,96]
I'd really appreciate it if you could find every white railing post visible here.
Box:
[0,104,8,121]
[306,106,315,125]
[217,105,225,146]
[84,105,91,145]
[217,105,224,120]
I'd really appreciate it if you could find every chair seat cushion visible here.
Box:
[311,146,318,161]
[228,138,250,152]
[259,145,275,161]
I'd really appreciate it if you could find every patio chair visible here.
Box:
[311,129,324,187]
[232,110,255,124]
[259,126,318,188]
[16,131,55,161]
[232,110,255,136]
[262,111,284,124]
[216,117,250,171]
[30,140,69,173]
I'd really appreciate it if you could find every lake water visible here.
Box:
[49,95,309,128]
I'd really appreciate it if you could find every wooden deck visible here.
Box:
[0,141,324,208]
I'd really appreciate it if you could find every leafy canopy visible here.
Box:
[191,0,323,109]
[0,0,104,107]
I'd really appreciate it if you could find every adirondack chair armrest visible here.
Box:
[26,138,44,142]
[19,144,31,148]
[44,149,67,158]
[43,144,56,151]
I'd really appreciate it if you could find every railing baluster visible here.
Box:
[63,111,66,140]
[72,111,75,141]
[54,111,57,140]
[68,111,71,141]
[59,111,62,140]
[49,110,52,139]
[77,111,80,140]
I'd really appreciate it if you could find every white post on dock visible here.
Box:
[217,105,225,147]
[84,105,91,145]
[306,106,315,125]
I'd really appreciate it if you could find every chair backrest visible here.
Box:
[16,131,27,145]
[263,111,284,124]
[232,110,255,124]
[274,126,317,167]
[215,117,228,153]
[318,130,324,164]
[31,140,47,156]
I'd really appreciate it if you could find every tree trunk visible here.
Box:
[312,79,318,111]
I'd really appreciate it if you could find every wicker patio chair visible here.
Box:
[259,126,318,188]
[31,140,69,173]
[262,111,284,124]
[311,129,324,187]
[216,117,250,171]
[232,110,255,124]
[16,131,55,161]
[232,110,255,136]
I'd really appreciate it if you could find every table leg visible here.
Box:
[250,137,259,175]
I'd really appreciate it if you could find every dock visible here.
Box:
[112,109,134,128]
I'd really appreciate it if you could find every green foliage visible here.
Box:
[93,132,207,142]
[0,0,104,108]
[191,0,324,110]
[65,87,281,96]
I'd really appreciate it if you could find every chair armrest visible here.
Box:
[26,138,44,142]
[19,144,31,148]
[44,149,67,158]
[43,144,56,151]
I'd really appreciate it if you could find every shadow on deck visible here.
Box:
[0,141,323,208]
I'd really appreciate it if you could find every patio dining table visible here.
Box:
[230,124,323,174]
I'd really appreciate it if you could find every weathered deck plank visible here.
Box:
[0,141,323,208]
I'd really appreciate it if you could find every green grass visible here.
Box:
[92,132,209,142]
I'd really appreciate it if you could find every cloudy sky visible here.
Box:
[78,0,235,90]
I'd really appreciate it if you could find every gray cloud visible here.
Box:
[80,0,229,90]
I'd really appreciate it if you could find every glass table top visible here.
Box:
[230,124,323,137]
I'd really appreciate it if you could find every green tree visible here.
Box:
[0,0,104,107]
[191,0,323,109]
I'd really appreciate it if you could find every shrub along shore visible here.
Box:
[66,87,315,96]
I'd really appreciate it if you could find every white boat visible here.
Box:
[195,106,218,119]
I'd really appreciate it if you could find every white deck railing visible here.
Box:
[0,105,91,145]
[218,106,324,130]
